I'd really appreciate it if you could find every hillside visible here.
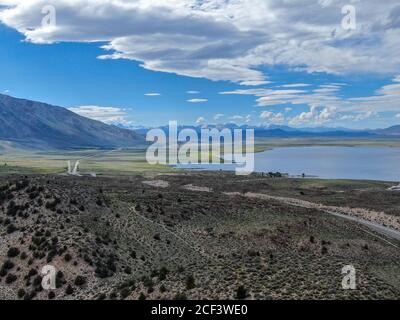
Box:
[0,94,144,149]
[0,173,399,300]
[373,125,400,136]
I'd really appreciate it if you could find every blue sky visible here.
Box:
[0,1,399,129]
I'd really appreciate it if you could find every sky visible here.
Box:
[0,0,399,129]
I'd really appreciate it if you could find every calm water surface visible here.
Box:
[178,146,400,181]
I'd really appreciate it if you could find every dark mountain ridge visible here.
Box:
[0,94,144,149]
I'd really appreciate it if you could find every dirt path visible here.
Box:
[224,192,400,237]
[182,184,212,192]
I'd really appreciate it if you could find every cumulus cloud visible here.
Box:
[196,116,206,124]
[1,0,399,85]
[187,98,208,103]
[288,106,336,126]
[221,75,400,125]
[69,105,132,125]
[260,111,285,124]
[230,114,251,123]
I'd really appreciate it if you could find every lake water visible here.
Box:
[177,146,400,181]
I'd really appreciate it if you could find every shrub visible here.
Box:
[97,293,106,300]
[236,286,247,300]
[109,292,117,300]
[185,275,196,290]
[17,289,26,299]
[74,276,86,286]
[33,275,42,287]
[159,267,169,281]
[7,247,20,258]
[28,268,38,277]
[143,277,154,288]
[173,293,187,300]
[0,267,7,277]
[120,288,130,299]
[2,260,14,270]
[138,292,146,300]
[48,292,55,300]
[95,265,109,279]
[6,224,17,234]
[65,284,74,295]
[64,253,72,262]
[124,267,132,275]
[177,266,185,273]
[5,273,17,284]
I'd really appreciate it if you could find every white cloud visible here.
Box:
[396,114,400,118]
[69,105,132,125]
[231,115,244,120]
[144,93,161,96]
[187,98,208,103]
[284,107,292,112]
[196,116,206,124]
[187,91,200,94]
[1,0,400,85]
[214,113,224,120]
[221,76,400,122]
[260,111,285,124]
[288,106,336,126]
[279,84,311,88]
[229,114,251,123]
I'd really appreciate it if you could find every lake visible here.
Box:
[177,146,400,181]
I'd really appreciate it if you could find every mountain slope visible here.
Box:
[0,94,144,149]
[373,125,400,136]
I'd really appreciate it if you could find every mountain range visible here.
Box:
[0,94,144,149]
[1,94,400,150]
[132,123,400,138]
